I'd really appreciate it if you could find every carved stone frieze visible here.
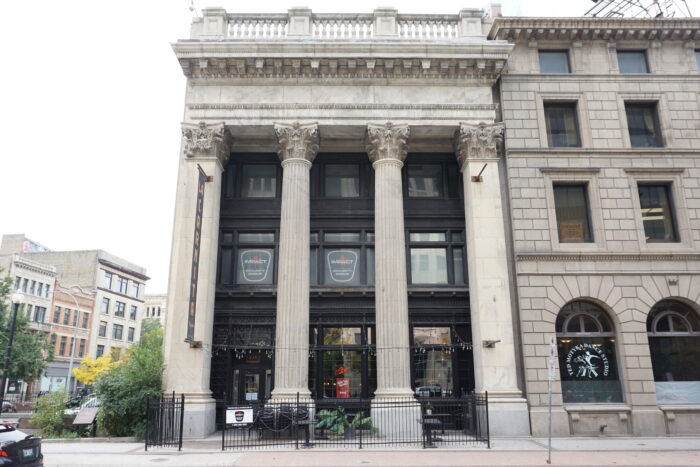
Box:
[366,122,410,164]
[273,122,319,163]
[454,122,504,168]
[182,121,232,165]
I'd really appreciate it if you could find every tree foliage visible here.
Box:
[72,354,115,386]
[94,328,164,438]
[0,273,53,382]
[140,317,161,335]
[29,392,67,437]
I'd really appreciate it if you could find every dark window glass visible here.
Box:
[113,324,123,340]
[638,184,677,242]
[617,50,648,73]
[231,326,273,346]
[96,345,104,358]
[78,339,85,358]
[102,298,110,314]
[539,50,570,73]
[544,102,581,147]
[410,248,448,284]
[236,249,274,285]
[324,248,361,285]
[413,327,451,345]
[59,337,66,356]
[103,271,112,289]
[324,232,361,242]
[414,350,453,398]
[241,165,277,198]
[130,305,137,320]
[647,301,700,404]
[367,248,375,285]
[117,276,128,294]
[99,321,107,337]
[128,327,135,342]
[131,282,140,298]
[310,248,318,285]
[553,184,593,243]
[556,301,622,404]
[625,103,662,147]
[409,232,445,242]
[82,312,89,329]
[239,233,275,243]
[321,350,363,398]
[323,327,363,345]
[115,302,126,318]
[453,248,465,284]
[408,164,443,197]
[53,306,61,324]
[325,164,360,198]
[63,309,71,325]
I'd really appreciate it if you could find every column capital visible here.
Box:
[366,122,410,165]
[274,122,319,163]
[182,121,232,166]
[454,122,504,169]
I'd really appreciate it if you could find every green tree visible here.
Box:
[140,317,161,335]
[94,328,164,438]
[0,273,54,383]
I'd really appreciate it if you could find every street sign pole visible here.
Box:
[546,335,557,464]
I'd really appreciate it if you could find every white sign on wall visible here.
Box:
[226,407,254,425]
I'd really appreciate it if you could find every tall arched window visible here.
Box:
[647,300,700,404]
[556,301,623,403]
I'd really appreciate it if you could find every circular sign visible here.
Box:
[565,343,610,379]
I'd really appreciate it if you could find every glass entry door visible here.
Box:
[232,367,272,404]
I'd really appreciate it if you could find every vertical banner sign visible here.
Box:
[186,166,208,342]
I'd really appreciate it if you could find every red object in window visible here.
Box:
[336,378,350,398]
[334,365,350,376]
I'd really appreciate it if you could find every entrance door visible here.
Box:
[232,367,272,404]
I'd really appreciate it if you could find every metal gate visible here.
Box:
[145,392,184,451]
[222,392,489,450]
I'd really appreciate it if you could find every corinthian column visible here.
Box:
[454,122,529,436]
[367,122,413,399]
[271,122,319,400]
[164,121,231,438]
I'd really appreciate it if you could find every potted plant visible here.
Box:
[315,408,372,439]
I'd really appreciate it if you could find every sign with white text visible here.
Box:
[226,407,254,425]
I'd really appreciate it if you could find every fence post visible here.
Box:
[145,397,150,451]
[178,393,185,451]
[358,397,363,450]
[485,391,490,449]
[295,392,299,450]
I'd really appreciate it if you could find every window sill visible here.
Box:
[564,404,631,412]
[658,404,700,411]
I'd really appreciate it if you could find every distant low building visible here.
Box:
[144,294,167,327]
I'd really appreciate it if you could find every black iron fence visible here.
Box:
[221,392,488,450]
[145,392,184,451]
[0,392,44,413]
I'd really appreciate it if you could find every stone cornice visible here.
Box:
[273,122,319,163]
[182,121,233,166]
[454,122,504,168]
[189,103,496,112]
[516,253,700,262]
[506,148,700,157]
[366,123,410,164]
[489,17,700,42]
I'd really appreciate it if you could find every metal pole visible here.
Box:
[547,377,552,464]
[0,302,20,416]
[64,291,81,395]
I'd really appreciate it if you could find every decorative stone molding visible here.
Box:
[182,121,232,165]
[516,253,700,262]
[454,122,504,168]
[189,103,496,111]
[273,122,319,163]
[366,123,410,164]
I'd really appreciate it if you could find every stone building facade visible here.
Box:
[144,294,167,327]
[164,7,700,438]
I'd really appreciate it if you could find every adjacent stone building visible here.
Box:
[145,294,167,327]
[164,6,700,438]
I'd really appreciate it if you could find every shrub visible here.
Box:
[30,392,67,437]
[94,329,164,438]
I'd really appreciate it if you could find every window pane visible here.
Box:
[220,247,233,284]
[409,232,446,242]
[410,248,448,284]
[553,184,592,242]
[323,327,363,345]
[408,165,443,197]
[650,336,700,403]
[321,350,363,398]
[310,248,318,285]
[414,350,453,398]
[241,165,276,198]
[558,337,623,403]
[367,248,374,285]
[453,248,465,285]
[324,249,361,285]
[544,103,580,147]
[638,184,677,242]
[324,232,361,242]
[310,232,319,243]
[626,103,661,147]
[239,232,275,243]
[413,327,451,345]
[366,232,375,242]
[539,50,570,73]
[617,50,648,73]
[325,164,360,198]
[232,326,273,346]
[236,249,274,284]
[450,232,463,242]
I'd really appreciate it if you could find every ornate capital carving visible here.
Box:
[366,122,410,164]
[274,122,319,163]
[182,121,232,166]
[454,122,504,168]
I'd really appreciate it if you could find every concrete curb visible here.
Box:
[42,436,138,443]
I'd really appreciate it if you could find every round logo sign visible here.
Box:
[565,343,610,379]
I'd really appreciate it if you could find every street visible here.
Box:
[41,436,700,467]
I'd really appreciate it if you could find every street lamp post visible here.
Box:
[0,290,24,416]
[60,286,96,395]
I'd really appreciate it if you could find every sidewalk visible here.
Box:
[42,436,700,467]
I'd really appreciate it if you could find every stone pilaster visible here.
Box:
[367,122,413,399]
[271,122,319,400]
[454,122,529,436]
[164,121,231,438]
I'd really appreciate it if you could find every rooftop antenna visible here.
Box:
[585,0,693,18]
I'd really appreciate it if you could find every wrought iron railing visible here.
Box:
[145,392,184,451]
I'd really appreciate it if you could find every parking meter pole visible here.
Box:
[0,303,20,416]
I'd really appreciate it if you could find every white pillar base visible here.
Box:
[486,395,531,436]
[181,395,217,439]
[371,397,422,439]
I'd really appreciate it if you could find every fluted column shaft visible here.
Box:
[271,122,318,400]
[367,123,413,398]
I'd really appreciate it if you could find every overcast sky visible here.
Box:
[1,0,697,293]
